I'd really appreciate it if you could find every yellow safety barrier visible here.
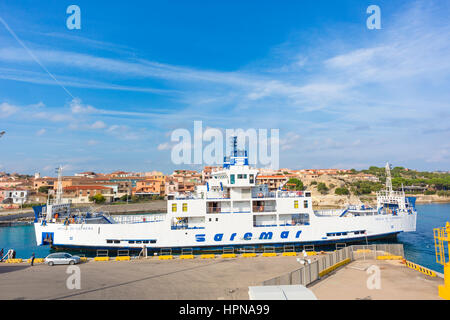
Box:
[200,254,215,259]
[434,222,450,300]
[355,249,372,253]
[319,258,351,277]
[27,258,45,263]
[405,260,437,277]
[242,253,257,258]
[5,259,23,263]
[80,257,88,262]
[115,256,131,261]
[306,251,317,256]
[262,252,277,257]
[94,257,109,261]
[221,253,237,258]
[180,255,195,259]
[159,255,173,260]
[282,252,297,257]
[376,255,403,260]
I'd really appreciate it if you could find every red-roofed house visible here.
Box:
[63,185,113,204]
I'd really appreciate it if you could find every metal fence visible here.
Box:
[262,244,404,287]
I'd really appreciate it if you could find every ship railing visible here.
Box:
[252,205,276,213]
[112,214,165,224]
[206,191,230,199]
[276,191,305,198]
[314,209,345,217]
[174,194,199,200]
[254,224,277,227]
[206,207,231,214]
[170,225,205,230]
[252,192,276,199]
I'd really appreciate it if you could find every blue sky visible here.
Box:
[0,0,449,175]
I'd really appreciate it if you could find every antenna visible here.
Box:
[231,136,238,157]
[385,162,393,193]
[55,165,63,205]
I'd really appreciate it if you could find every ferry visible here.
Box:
[33,141,417,254]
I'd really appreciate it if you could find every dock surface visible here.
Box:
[0,255,444,300]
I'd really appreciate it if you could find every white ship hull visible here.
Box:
[34,209,416,252]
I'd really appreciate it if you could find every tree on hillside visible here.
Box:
[317,183,329,194]
[286,178,304,191]
[335,187,350,195]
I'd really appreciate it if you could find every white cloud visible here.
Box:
[36,128,46,136]
[157,142,171,151]
[70,98,97,114]
[0,102,18,118]
[89,121,106,129]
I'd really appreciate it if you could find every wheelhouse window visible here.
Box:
[304,200,308,208]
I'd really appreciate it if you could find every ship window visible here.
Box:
[172,203,177,212]
[128,240,135,244]
[143,240,149,244]
[230,174,235,184]
[342,232,347,235]
[249,174,254,184]
[113,240,120,244]
[106,240,113,244]
[335,233,341,236]
[182,203,188,212]
[294,200,299,209]
[216,218,218,222]
[304,200,308,208]
[150,240,156,244]
[135,241,142,244]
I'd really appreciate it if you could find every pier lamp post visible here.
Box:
[434,222,450,300]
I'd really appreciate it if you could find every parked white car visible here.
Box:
[45,253,81,266]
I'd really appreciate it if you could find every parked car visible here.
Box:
[45,253,81,266]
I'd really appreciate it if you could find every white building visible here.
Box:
[1,188,29,204]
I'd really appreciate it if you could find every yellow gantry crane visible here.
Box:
[434,222,450,300]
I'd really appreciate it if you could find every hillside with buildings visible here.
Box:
[0,165,449,210]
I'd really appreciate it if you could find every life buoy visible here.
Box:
[258,193,263,198]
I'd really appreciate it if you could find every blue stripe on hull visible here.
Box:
[50,232,400,254]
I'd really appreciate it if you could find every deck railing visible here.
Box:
[252,205,276,213]
[112,214,165,224]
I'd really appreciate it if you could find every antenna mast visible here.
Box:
[385,162,393,193]
[55,165,63,204]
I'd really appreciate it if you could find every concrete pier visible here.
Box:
[0,255,444,300]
